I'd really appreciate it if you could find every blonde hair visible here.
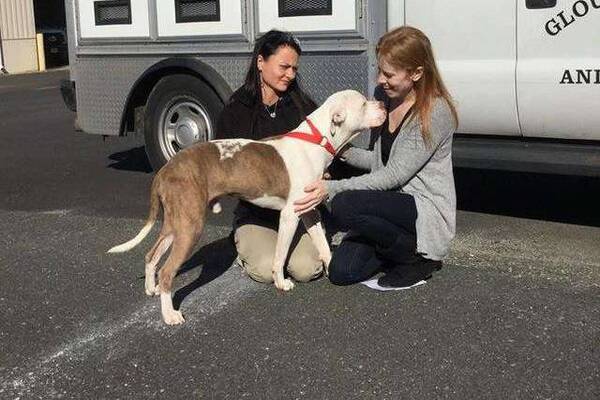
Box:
[376,26,458,144]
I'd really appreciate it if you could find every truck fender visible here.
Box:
[119,57,233,136]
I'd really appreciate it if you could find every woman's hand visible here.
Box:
[293,179,328,215]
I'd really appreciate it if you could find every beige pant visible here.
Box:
[234,224,323,283]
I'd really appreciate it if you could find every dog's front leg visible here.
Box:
[300,210,332,276]
[272,208,300,291]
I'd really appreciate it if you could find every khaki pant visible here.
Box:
[234,224,323,283]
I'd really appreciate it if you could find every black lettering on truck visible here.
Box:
[545,0,600,35]
[560,69,600,84]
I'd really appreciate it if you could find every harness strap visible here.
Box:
[284,118,336,156]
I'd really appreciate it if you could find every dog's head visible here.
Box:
[321,90,387,152]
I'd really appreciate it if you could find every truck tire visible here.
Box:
[144,74,223,171]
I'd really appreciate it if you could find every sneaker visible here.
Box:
[377,268,428,289]
[377,259,442,289]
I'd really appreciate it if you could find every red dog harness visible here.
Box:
[284,118,336,156]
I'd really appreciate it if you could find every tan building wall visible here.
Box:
[0,0,37,73]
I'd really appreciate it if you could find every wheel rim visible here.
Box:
[158,98,212,160]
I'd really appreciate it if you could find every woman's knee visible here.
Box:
[327,259,357,286]
[234,225,276,283]
[243,257,274,283]
[287,235,323,282]
[288,261,323,282]
[327,235,380,285]
[327,249,365,286]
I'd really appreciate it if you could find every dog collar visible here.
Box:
[285,118,336,156]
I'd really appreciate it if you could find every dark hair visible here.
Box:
[242,30,315,130]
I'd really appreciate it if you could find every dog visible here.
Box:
[108,90,386,325]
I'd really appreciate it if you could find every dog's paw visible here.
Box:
[276,278,295,292]
[162,310,185,325]
[145,284,160,297]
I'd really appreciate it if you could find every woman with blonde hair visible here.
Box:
[295,26,459,289]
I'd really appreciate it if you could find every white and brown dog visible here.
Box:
[108,90,386,325]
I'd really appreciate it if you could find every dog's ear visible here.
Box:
[329,104,347,138]
[331,107,346,126]
[328,107,343,138]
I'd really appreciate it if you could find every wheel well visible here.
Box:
[120,60,233,136]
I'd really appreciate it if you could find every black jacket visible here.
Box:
[216,86,317,228]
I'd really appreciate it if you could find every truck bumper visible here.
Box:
[60,79,76,112]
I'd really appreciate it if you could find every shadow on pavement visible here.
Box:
[455,168,600,227]
[173,235,237,309]
[107,146,153,173]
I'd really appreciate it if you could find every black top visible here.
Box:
[215,86,317,228]
[380,107,413,166]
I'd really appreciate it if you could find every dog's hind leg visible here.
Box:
[144,233,174,296]
[157,225,202,325]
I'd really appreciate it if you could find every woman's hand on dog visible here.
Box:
[294,179,328,215]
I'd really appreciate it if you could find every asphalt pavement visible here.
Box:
[0,69,598,399]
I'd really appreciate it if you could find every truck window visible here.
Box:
[278,0,333,17]
[94,0,131,26]
[175,0,220,23]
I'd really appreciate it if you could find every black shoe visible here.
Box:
[378,259,442,289]
[377,268,428,289]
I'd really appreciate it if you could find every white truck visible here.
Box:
[61,0,600,175]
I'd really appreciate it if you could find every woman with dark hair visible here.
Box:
[216,29,323,284]
[295,26,459,289]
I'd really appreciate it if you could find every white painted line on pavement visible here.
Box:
[2,265,263,398]
[41,209,72,216]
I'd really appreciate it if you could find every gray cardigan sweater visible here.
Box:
[326,97,456,260]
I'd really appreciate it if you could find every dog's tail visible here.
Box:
[107,184,161,254]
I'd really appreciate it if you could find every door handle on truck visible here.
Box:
[526,0,557,9]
